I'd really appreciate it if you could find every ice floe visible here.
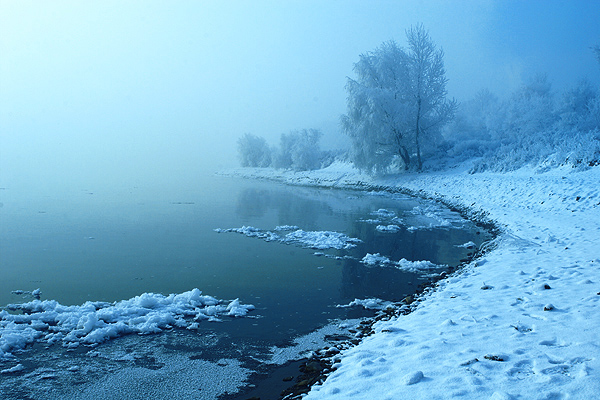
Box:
[0,289,254,359]
[361,253,440,272]
[10,289,41,300]
[370,208,397,219]
[361,204,462,231]
[337,298,394,311]
[215,226,361,250]
[375,224,402,233]
[267,320,362,365]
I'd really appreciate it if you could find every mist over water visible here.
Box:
[2,1,599,194]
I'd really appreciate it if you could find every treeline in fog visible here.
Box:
[443,73,600,172]
[237,129,341,172]
[238,26,600,174]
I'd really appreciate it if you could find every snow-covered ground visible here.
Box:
[225,162,600,400]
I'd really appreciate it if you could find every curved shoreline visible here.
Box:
[220,165,500,400]
[222,163,600,399]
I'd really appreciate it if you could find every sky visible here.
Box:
[1,0,599,191]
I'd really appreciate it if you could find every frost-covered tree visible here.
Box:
[342,25,455,173]
[502,74,556,140]
[592,44,600,69]
[467,75,559,171]
[237,133,272,167]
[274,128,323,171]
[342,40,410,173]
[443,89,501,161]
[557,79,599,132]
[464,73,600,171]
[405,25,457,170]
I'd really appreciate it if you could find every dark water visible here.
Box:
[0,174,490,399]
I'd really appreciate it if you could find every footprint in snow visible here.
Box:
[511,323,533,333]
[506,359,534,379]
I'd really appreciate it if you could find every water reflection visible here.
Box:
[0,176,492,399]
[231,180,490,308]
[235,188,271,219]
[236,186,336,230]
[339,259,418,302]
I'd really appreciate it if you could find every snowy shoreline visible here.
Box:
[223,162,600,400]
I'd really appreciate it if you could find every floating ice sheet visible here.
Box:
[337,298,394,311]
[361,253,442,272]
[215,226,362,250]
[0,289,254,359]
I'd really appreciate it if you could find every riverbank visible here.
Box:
[224,162,600,400]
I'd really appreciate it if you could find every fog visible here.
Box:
[1,1,599,191]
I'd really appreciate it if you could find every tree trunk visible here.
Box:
[415,97,423,171]
[399,146,410,170]
[415,132,422,171]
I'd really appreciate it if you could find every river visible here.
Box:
[0,173,491,399]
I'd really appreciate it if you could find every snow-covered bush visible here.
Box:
[501,74,557,140]
[237,133,272,167]
[557,79,599,133]
[274,128,324,171]
[442,72,600,172]
[442,89,501,163]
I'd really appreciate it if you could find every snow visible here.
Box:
[267,320,362,365]
[11,289,42,300]
[215,226,362,250]
[285,229,361,250]
[361,253,440,272]
[361,253,392,266]
[375,224,401,232]
[457,241,476,249]
[224,162,600,399]
[70,355,250,400]
[1,363,25,374]
[337,298,394,311]
[0,289,254,359]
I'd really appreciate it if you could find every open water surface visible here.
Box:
[0,174,491,399]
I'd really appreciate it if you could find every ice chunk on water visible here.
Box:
[337,298,394,310]
[217,225,361,250]
[371,208,397,218]
[283,229,361,250]
[215,226,280,241]
[10,288,42,299]
[362,253,392,265]
[376,224,402,233]
[0,288,254,359]
[226,298,255,317]
[274,225,299,231]
[361,253,441,272]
